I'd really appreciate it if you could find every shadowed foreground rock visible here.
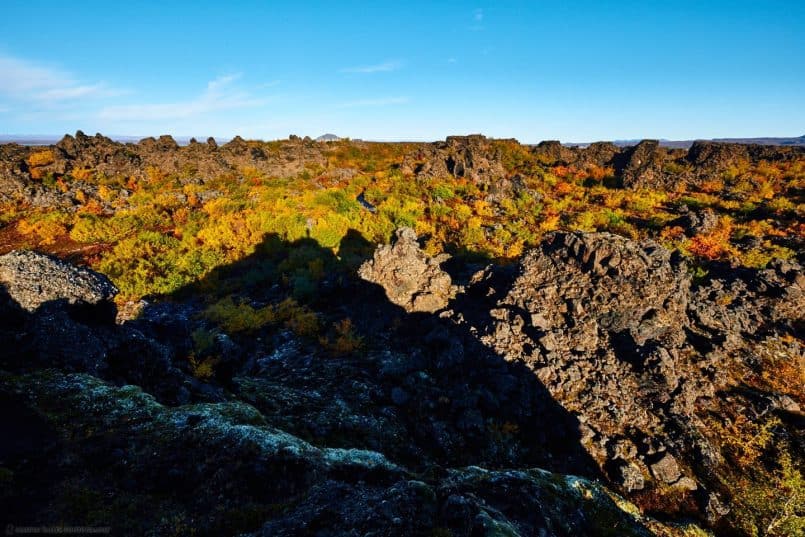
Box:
[1,227,801,535]
[1,370,665,536]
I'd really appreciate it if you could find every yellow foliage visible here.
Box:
[71,167,94,181]
[188,354,219,381]
[539,214,560,233]
[145,165,166,183]
[27,150,55,168]
[16,213,70,246]
[473,199,495,217]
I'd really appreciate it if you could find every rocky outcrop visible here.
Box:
[453,230,803,504]
[578,141,623,169]
[3,228,798,533]
[358,228,453,313]
[620,140,672,190]
[3,135,804,210]
[686,140,803,172]
[0,250,118,312]
[0,248,681,535]
[532,140,579,165]
[0,131,331,208]
[401,135,507,185]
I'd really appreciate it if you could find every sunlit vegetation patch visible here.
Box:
[5,144,802,301]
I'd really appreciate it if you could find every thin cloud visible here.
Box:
[0,54,123,104]
[469,8,485,31]
[99,74,268,121]
[338,96,410,108]
[340,60,402,74]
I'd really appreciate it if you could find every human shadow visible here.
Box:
[129,228,601,479]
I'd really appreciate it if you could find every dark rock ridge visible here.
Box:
[401,134,508,185]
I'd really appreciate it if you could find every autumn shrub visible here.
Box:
[431,183,456,201]
[70,214,139,244]
[204,296,276,333]
[27,149,55,168]
[726,443,804,537]
[99,231,188,297]
[16,212,71,246]
[314,189,360,215]
[70,167,94,181]
[188,354,219,381]
[204,296,319,338]
[0,203,23,226]
[686,217,735,261]
[274,298,319,337]
[320,318,363,355]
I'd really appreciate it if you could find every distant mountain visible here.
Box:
[315,133,341,142]
[710,135,805,147]
[582,136,805,149]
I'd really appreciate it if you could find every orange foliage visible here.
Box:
[687,220,734,260]
[699,179,725,194]
[660,226,685,241]
[555,181,574,195]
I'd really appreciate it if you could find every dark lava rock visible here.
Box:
[1,370,661,536]
[671,206,719,236]
[0,250,118,312]
[454,230,803,508]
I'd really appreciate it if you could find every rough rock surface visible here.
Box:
[401,135,509,193]
[672,206,720,236]
[0,250,118,312]
[621,140,670,190]
[358,227,453,313]
[1,225,801,534]
[0,326,664,536]
[454,230,803,498]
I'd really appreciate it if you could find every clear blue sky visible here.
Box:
[1,0,803,142]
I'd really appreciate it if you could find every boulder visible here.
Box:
[358,228,453,313]
[0,250,118,312]
[650,453,682,484]
[672,207,719,236]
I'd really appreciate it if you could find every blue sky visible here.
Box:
[1,1,803,142]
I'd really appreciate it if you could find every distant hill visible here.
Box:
[592,135,805,149]
[315,133,341,142]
